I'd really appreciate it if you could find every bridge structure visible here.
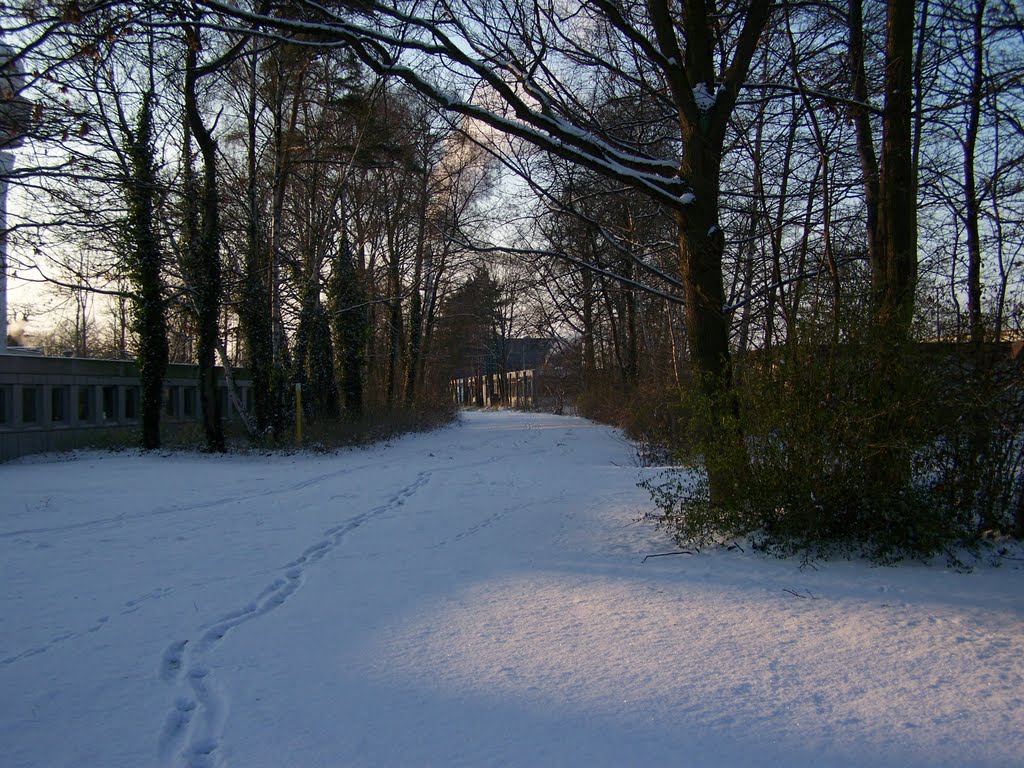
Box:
[0,352,252,461]
[450,368,539,409]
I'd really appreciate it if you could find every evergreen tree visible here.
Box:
[294,280,339,423]
[328,234,369,418]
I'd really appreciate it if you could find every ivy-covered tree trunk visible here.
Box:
[184,26,225,452]
[329,234,368,419]
[239,221,274,436]
[123,91,168,450]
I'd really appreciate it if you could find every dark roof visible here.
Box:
[502,338,554,372]
[452,337,555,378]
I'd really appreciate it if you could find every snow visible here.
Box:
[2,410,1023,768]
[693,82,717,113]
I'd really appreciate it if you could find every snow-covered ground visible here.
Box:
[2,410,1022,768]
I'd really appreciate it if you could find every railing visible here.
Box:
[0,353,252,462]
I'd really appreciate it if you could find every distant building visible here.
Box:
[452,337,554,379]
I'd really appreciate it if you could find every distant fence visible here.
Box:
[0,353,252,462]
[450,369,538,409]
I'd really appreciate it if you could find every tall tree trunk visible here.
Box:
[648,0,769,495]
[329,220,368,419]
[267,52,303,434]
[964,0,986,345]
[784,9,841,348]
[581,263,596,379]
[184,26,225,452]
[124,91,168,450]
[239,43,273,437]
[417,243,442,394]
[677,211,731,398]
[736,89,767,360]
[850,0,884,275]
[675,109,733,404]
[404,164,429,407]
[386,242,404,407]
[874,0,919,339]
[849,0,921,504]
[622,208,640,387]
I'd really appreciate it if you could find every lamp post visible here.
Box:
[1,42,31,354]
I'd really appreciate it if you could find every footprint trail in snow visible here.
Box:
[158,471,430,767]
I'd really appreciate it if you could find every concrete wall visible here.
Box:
[0,353,252,462]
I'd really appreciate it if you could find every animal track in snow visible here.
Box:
[1,461,381,541]
[158,471,430,767]
[126,586,174,610]
[429,504,513,550]
[1,614,110,666]
[3,584,177,668]
[160,640,188,682]
[158,697,196,762]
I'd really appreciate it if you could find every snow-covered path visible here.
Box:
[2,410,1023,767]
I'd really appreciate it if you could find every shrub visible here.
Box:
[642,341,1023,562]
[575,374,699,462]
[296,396,458,451]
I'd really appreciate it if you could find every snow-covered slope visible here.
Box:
[2,410,1022,767]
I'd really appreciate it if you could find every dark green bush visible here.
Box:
[295,396,458,451]
[642,341,1023,562]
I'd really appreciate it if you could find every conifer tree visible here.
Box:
[328,233,369,418]
[294,280,339,423]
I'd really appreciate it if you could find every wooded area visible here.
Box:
[2,0,1022,556]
